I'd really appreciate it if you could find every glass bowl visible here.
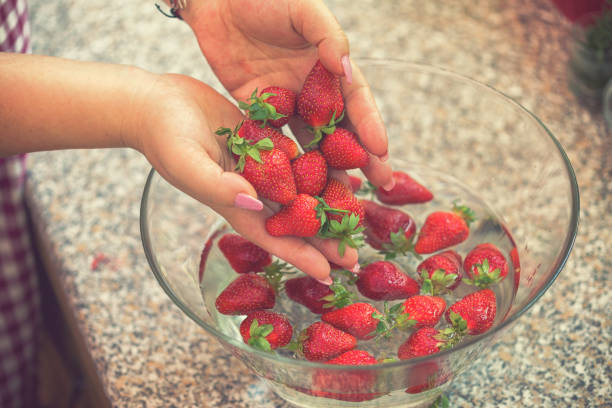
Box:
[140,60,579,407]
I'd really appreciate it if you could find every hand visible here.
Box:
[135,74,360,281]
[178,0,394,189]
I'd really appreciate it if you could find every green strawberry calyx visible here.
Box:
[215,122,274,172]
[380,230,419,261]
[420,269,458,296]
[238,88,287,127]
[321,279,356,309]
[305,110,345,149]
[314,198,365,257]
[370,301,417,339]
[356,180,377,199]
[464,258,502,288]
[446,310,469,341]
[247,319,274,352]
[452,200,476,227]
[262,260,298,293]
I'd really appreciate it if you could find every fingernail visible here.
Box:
[350,263,360,274]
[234,193,264,211]
[317,276,333,286]
[381,178,396,192]
[380,152,389,162]
[341,55,353,85]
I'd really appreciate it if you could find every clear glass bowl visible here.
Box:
[140,60,579,407]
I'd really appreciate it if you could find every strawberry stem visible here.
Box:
[238,88,286,127]
[217,122,274,172]
[452,200,476,226]
[464,259,502,288]
[304,110,345,149]
[321,279,356,309]
[247,319,274,352]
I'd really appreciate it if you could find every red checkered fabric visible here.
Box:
[1,1,39,407]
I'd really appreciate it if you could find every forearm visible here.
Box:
[0,53,154,156]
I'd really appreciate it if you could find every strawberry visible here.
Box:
[404,361,453,394]
[310,350,380,402]
[218,233,272,274]
[416,250,463,293]
[284,276,334,314]
[361,199,417,258]
[319,127,369,170]
[348,175,362,193]
[217,124,296,204]
[375,171,433,205]
[356,261,420,300]
[297,60,345,146]
[298,321,357,362]
[237,119,299,159]
[414,203,475,254]
[198,227,227,282]
[215,273,275,315]
[239,310,293,351]
[239,87,296,128]
[321,178,365,225]
[322,302,380,340]
[398,327,445,359]
[463,243,508,288]
[371,295,446,339]
[291,150,328,196]
[445,288,497,335]
[265,194,334,237]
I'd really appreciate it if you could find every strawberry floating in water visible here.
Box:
[322,302,380,340]
[239,87,296,128]
[361,199,417,259]
[215,273,275,315]
[356,261,420,301]
[414,202,475,254]
[218,233,272,274]
[416,250,463,294]
[445,288,497,335]
[463,243,509,288]
[371,294,446,339]
[293,321,357,362]
[239,310,294,351]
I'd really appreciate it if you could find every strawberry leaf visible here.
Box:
[464,259,502,288]
[322,280,355,309]
[452,200,476,226]
[248,336,272,352]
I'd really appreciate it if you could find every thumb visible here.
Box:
[291,0,351,80]
[152,138,264,212]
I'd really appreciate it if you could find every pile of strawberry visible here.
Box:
[207,60,513,400]
[215,60,369,255]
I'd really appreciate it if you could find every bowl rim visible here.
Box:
[139,59,580,370]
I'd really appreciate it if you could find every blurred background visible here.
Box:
[23,0,610,407]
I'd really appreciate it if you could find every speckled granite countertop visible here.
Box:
[24,0,610,406]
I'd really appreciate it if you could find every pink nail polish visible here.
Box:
[351,264,360,274]
[317,276,333,286]
[382,178,396,192]
[234,193,264,211]
[341,55,353,85]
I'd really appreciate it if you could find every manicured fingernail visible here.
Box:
[351,263,360,274]
[317,276,333,286]
[382,178,396,192]
[380,152,389,162]
[341,55,353,84]
[234,193,264,211]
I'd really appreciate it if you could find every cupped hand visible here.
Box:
[133,73,359,281]
[178,0,394,188]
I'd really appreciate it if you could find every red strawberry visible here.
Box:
[310,350,380,402]
[291,150,328,196]
[416,250,463,293]
[218,233,272,274]
[398,327,444,359]
[217,124,297,204]
[348,175,362,193]
[414,203,475,254]
[401,295,446,328]
[445,288,497,335]
[215,273,275,315]
[239,310,293,351]
[284,276,333,314]
[239,87,296,128]
[322,302,380,340]
[320,127,369,170]
[361,199,417,257]
[265,194,325,237]
[297,60,345,146]
[299,322,357,361]
[463,243,508,288]
[321,178,365,225]
[238,119,299,159]
[356,261,420,300]
[375,171,433,205]
[404,361,453,394]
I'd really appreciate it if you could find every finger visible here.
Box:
[360,153,394,190]
[218,205,332,281]
[306,236,359,270]
[290,0,350,78]
[341,62,388,158]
